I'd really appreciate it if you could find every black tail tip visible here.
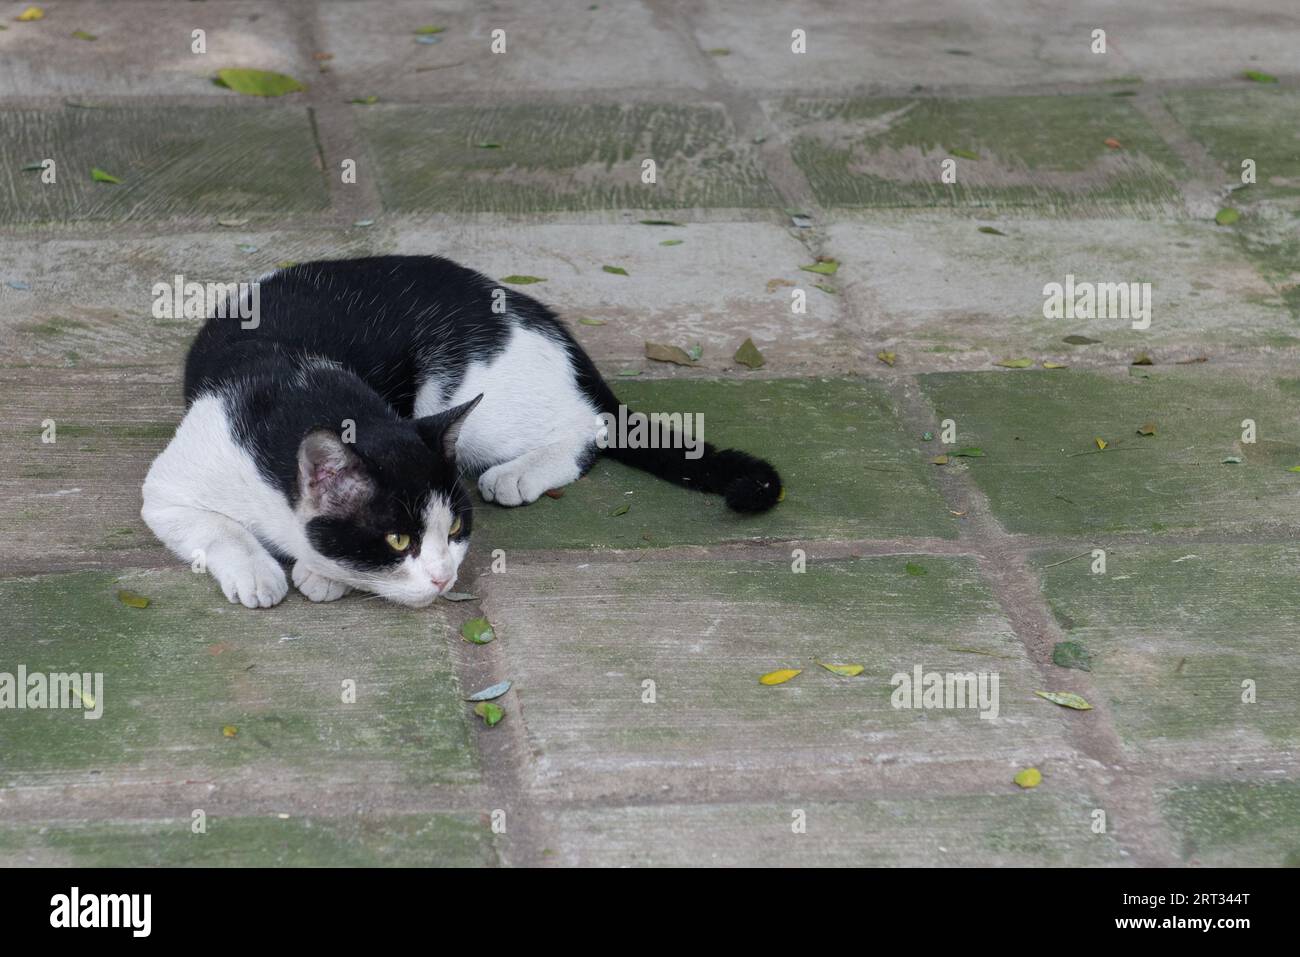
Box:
[718,450,783,513]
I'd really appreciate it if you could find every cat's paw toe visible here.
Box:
[218,553,288,608]
[292,563,350,602]
[479,466,526,507]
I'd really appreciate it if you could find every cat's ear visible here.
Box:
[415,394,483,459]
[297,429,373,516]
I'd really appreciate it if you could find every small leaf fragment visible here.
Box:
[977,226,1006,236]
[1103,136,1122,149]
[500,275,545,284]
[644,341,696,366]
[1243,69,1278,83]
[90,167,122,184]
[1051,641,1092,672]
[217,216,249,227]
[72,30,97,41]
[440,591,477,602]
[475,142,502,149]
[413,25,446,35]
[638,219,682,226]
[466,680,512,702]
[904,562,927,577]
[876,350,896,366]
[602,265,629,276]
[734,337,765,369]
[799,258,839,276]
[1131,352,1153,366]
[930,454,949,465]
[1223,456,1242,464]
[215,68,306,97]
[578,317,606,326]
[461,617,495,645]
[819,663,864,677]
[543,488,564,499]
[994,357,1033,368]
[1042,361,1067,369]
[1035,690,1093,710]
[1063,334,1101,345]
[659,239,684,246]
[117,589,150,608]
[611,503,630,517]
[473,701,504,727]
[222,725,238,738]
[350,95,379,105]
[1137,421,1156,436]
[759,668,801,686]
[953,447,985,458]
[950,148,980,160]
[1094,437,1108,450]
[1014,768,1042,789]
[1215,208,1240,226]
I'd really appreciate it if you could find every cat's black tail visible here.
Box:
[581,372,782,513]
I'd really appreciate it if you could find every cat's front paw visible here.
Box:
[292,562,350,602]
[215,550,288,609]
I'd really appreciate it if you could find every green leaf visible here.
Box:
[578,317,607,326]
[818,663,864,677]
[638,219,682,226]
[413,25,446,35]
[1035,690,1093,710]
[475,142,502,149]
[116,589,150,608]
[977,226,1006,236]
[500,275,545,284]
[350,95,379,105]
[1223,456,1243,464]
[90,167,122,184]
[611,503,630,517]
[994,357,1033,368]
[1051,640,1092,672]
[644,341,696,366]
[733,337,765,369]
[440,591,477,602]
[71,30,97,41]
[1014,768,1042,789]
[215,68,306,97]
[950,148,980,160]
[1063,334,1101,345]
[466,680,511,702]
[473,701,504,727]
[904,562,927,577]
[1243,69,1278,83]
[687,343,703,362]
[953,447,985,458]
[461,617,495,645]
[602,265,629,276]
[799,259,838,276]
[659,239,684,246]
[21,162,44,171]
[1215,208,1240,226]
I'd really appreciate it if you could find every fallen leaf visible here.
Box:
[707,47,730,56]
[1063,334,1101,345]
[659,239,684,246]
[500,275,545,284]
[1042,361,1068,369]
[876,351,896,366]
[21,162,44,171]
[1132,353,1153,365]
[16,6,43,21]
[473,701,504,727]
[90,167,122,184]
[759,668,801,686]
[995,357,1033,368]
[1175,356,1208,364]
[645,341,696,366]
[1051,641,1092,672]
[1137,421,1156,436]
[617,369,640,377]
[602,265,629,276]
[116,589,150,608]
[461,617,495,645]
[953,447,985,458]
[1243,69,1278,83]
[977,226,1006,236]
[215,68,306,97]
[777,486,786,502]
[813,282,837,295]
[1103,136,1122,149]
[352,219,374,227]
[475,142,502,149]
[1215,208,1240,226]
[1287,466,1300,473]
[222,725,238,738]
[766,278,795,292]
[1035,690,1093,710]
[1094,437,1108,450]
[638,219,682,226]
[819,663,865,677]
[466,680,512,702]
[1014,768,1042,789]
[904,562,927,577]
[687,344,703,362]
[413,25,446,34]
[350,95,379,105]
[930,454,949,465]
[611,503,630,516]
[1223,456,1243,464]
[799,259,839,276]
[440,591,477,602]
[543,488,564,499]
[217,216,249,227]
[72,30,96,41]
[578,318,606,326]
[950,148,980,160]
[734,337,765,369]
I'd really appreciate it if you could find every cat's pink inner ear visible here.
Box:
[298,431,371,514]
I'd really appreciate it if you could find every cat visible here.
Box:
[141,255,782,609]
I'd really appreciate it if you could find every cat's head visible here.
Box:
[294,395,481,607]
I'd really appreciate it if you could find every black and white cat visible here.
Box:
[142,256,781,609]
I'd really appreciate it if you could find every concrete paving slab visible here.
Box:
[541,793,1127,866]
[1036,545,1300,770]
[0,813,497,867]
[471,377,958,552]
[0,568,478,792]
[477,557,1084,802]
[0,105,328,224]
[357,102,782,213]
[778,94,1186,213]
[1159,781,1300,867]
[1165,89,1300,204]
[318,0,712,98]
[0,1,311,98]
[918,368,1300,537]
[823,215,1289,360]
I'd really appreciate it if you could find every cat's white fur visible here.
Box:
[143,320,599,608]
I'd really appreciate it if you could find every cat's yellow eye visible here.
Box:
[448,516,462,537]
[385,533,410,552]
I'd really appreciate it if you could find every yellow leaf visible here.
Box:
[1014,767,1042,789]
[759,668,801,686]
[1035,690,1093,710]
[777,486,786,502]
[876,351,896,366]
[16,6,44,22]
[222,725,238,738]
[1094,437,1107,450]
[930,454,949,465]
[1042,361,1067,369]
[818,663,864,677]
